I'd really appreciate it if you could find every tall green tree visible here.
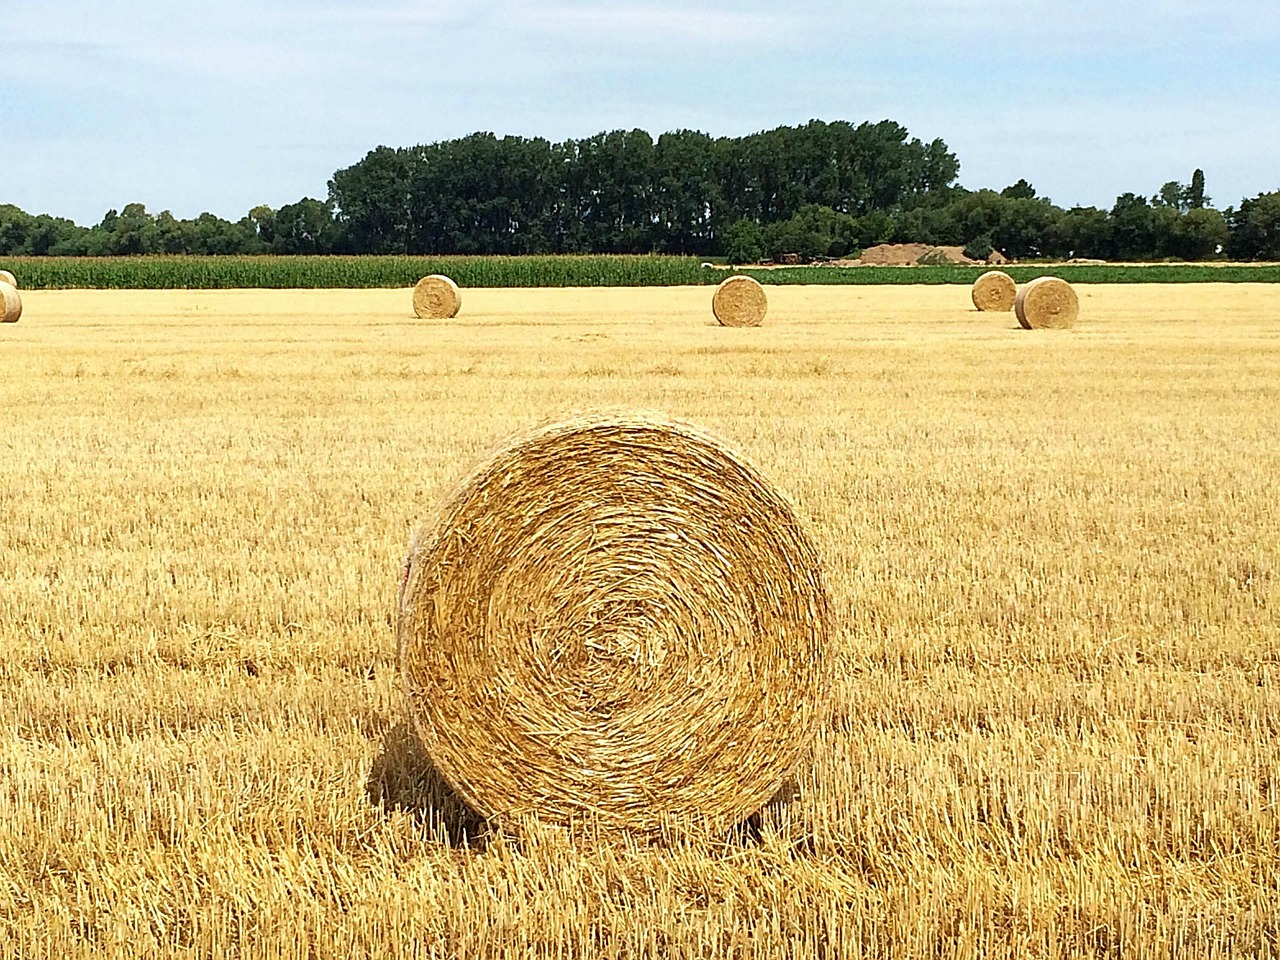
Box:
[0,204,89,254]
[719,218,765,263]
[1000,179,1037,200]
[1155,181,1188,211]
[328,146,414,253]
[153,210,192,254]
[1110,193,1159,260]
[107,203,157,254]
[763,204,859,260]
[271,198,336,254]
[1226,191,1280,260]
[1173,207,1227,259]
[653,130,717,253]
[1188,169,1207,210]
[572,129,656,253]
[1048,206,1111,259]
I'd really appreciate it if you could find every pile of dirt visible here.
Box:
[836,244,1009,267]
[851,244,975,266]
[854,243,937,266]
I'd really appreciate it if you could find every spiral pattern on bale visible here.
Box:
[412,275,462,319]
[712,275,768,327]
[397,414,832,834]
[0,270,16,289]
[971,270,1016,312]
[1015,276,1079,329]
[0,282,22,324]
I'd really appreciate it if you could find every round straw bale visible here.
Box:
[412,274,461,319]
[398,414,832,835]
[971,270,1016,312]
[712,275,767,327]
[0,270,16,288]
[1015,276,1078,329]
[0,282,21,324]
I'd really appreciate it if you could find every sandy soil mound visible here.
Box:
[842,244,989,266]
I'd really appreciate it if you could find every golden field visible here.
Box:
[1,284,1278,958]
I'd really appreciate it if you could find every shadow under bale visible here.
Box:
[365,722,488,848]
[724,776,804,847]
[368,720,808,850]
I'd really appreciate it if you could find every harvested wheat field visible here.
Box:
[2,284,1279,959]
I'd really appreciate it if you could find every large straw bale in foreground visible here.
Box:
[397,414,831,834]
[971,270,1016,312]
[0,270,16,288]
[0,282,21,324]
[712,275,767,327]
[412,274,462,319]
[1015,276,1079,329]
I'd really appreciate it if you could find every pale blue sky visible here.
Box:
[5,0,1279,226]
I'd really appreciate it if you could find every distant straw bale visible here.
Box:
[712,275,767,327]
[0,282,21,324]
[397,414,832,835]
[412,275,462,319]
[1015,276,1079,329]
[0,270,16,288]
[971,270,1017,312]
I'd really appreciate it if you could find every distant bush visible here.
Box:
[917,247,954,266]
[963,235,994,261]
[720,220,765,265]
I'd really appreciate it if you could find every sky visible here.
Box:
[5,0,1280,226]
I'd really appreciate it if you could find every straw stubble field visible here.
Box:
[1,285,1278,958]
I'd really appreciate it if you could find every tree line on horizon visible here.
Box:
[2,120,1279,262]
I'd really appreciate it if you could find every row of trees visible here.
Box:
[0,199,339,257]
[325,121,959,255]
[724,179,1256,264]
[2,120,1278,261]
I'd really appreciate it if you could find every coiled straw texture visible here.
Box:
[0,282,22,324]
[397,414,832,835]
[971,270,1016,312]
[712,275,768,327]
[1015,276,1079,329]
[412,274,462,319]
